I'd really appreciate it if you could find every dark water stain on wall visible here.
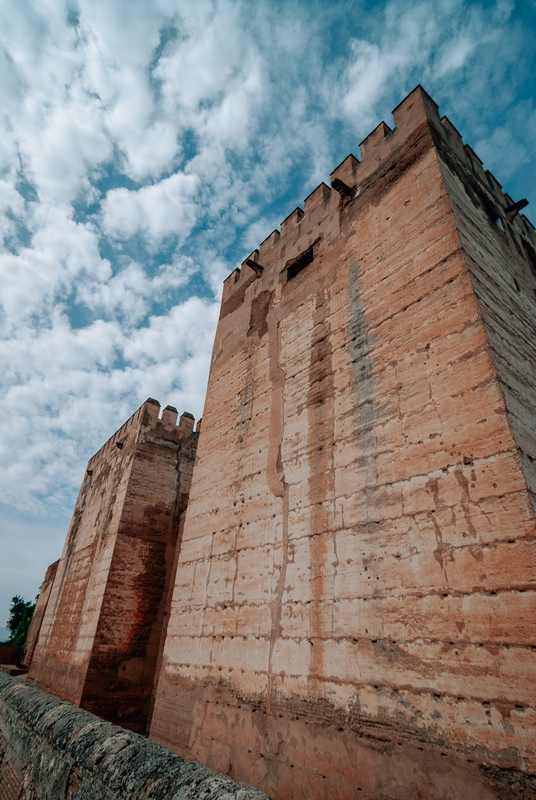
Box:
[348,256,385,510]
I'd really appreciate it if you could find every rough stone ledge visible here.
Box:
[0,671,270,799]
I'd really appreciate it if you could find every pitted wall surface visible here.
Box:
[28,401,198,734]
[0,671,269,800]
[434,126,536,514]
[150,87,536,800]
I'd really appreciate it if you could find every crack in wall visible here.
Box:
[349,254,386,529]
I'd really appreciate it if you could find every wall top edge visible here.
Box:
[221,84,533,306]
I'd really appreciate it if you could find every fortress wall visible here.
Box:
[150,87,536,799]
[0,671,268,800]
[80,410,198,731]
[22,559,59,669]
[27,401,198,734]
[433,125,536,515]
[27,405,146,705]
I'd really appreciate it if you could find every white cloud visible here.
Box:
[102,173,198,249]
[101,172,199,245]
[0,294,218,517]
[76,255,198,321]
[155,2,249,113]
[123,296,218,365]
[475,101,536,182]
[0,207,110,332]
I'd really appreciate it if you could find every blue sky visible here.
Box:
[0,0,535,633]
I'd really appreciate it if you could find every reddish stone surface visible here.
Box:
[22,559,58,669]
[149,88,536,799]
[27,399,198,733]
[0,647,17,666]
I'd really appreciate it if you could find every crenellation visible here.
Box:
[463,143,489,191]
[178,411,195,435]
[219,88,473,316]
[440,115,468,162]
[303,181,331,210]
[142,396,161,428]
[86,402,147,466]
[221,267,241,303]
[392,82,440,124]
[358,119,393,159]
[464,142,484,168]
[485,168,505,203]
[522,213,536,237]
[161,404,178,427]
[241,249,266,279]
[240,248,260,270]
[258,227,280,254]
[330,153,360,189]
[436,116,521,224]
[233,266,249,288]
[434,122,529,241]
[280,206,304,234]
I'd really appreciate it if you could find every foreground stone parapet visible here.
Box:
[0,671,269,800]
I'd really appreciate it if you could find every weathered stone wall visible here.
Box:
[23,560,59,669]
[28,400,198,733]
[28,404,151,705]
[150,87,536,799]
[434,120,536,515]
[0,670,268,800]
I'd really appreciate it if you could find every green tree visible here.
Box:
[7,595,36,664]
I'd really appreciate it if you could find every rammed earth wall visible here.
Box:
[28,400,199,734]
[149,86,536,799]
[0,671,269,800]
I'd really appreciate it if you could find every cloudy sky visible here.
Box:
[0,0,535,633]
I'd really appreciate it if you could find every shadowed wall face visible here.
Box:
[22,559,59,669]
[27,401,198,733]
[150,88,536,800]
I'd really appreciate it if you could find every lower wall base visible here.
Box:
[150,677,536,800]
[0,671,268,800]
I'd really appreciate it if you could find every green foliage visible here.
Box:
[7,595,36,662]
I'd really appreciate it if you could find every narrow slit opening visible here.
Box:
[287,247,314,281]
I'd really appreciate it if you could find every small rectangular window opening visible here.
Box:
[287,247,314,281]
[484,203,504,231]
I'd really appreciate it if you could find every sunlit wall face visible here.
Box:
[0,0,535,631]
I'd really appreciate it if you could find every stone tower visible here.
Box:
[149,87,536,799]
[28,399,198,733]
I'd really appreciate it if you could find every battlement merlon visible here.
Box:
[86,399,157,466]
[86,399,199,467]
[141,400,198,443]
[179,411,195,435]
